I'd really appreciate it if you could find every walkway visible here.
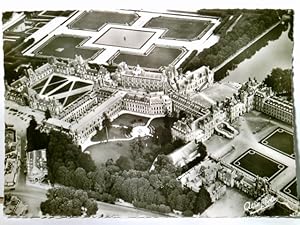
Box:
[213,21,281,72]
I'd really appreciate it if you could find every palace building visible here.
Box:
[114,62,167,92]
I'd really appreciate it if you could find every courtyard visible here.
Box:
[34,35,102,60]
[30,73,93,107]
[69,10,139,31]
[144,16,211,40]
[231,149,286,181]
[112,45,185,69]
[94,28,155,49]
[260,128,295,158]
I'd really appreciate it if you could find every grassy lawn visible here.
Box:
[69,11,139,31]
[112,114,149,127]
[91,127,128,142]
[112,46,184,69]
[34,35,101,60]
[261,128,294,156]
[232,149,285,180]
[87,137,159,167]
[149,118,165,129]
[144,16,211,40]
[87,141,133,166]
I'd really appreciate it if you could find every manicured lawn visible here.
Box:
[232,149,286,180]
[34,35,102,60]
[149,118,165,129]
[112,114,149,127]
[144,16,211,40]
[64,91,89,107]
[72,81,93,90]
[281,179,298,200]
[112,46,184,69]
[86,141,133,166]
[91,127,127,142]
[261,128,294,157]
[86,137,158,166]
[69,11,139,31]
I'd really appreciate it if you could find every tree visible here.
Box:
[45,108,51,120]
[182,209,194,217]
[130,137,144,160]
[263,68,292,99]
[116,156,134,171]
[102,113,111,142]
[41,187,98,216]
[196,142,207,161]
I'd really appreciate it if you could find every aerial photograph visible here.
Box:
[1,7,298,218]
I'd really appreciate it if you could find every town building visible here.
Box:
[4,125,20,189]
[26,149,48,183]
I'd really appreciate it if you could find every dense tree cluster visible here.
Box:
[263,68,293,100]
[46,130,96,185]
[26,117,49,151]
[40,187,98,216]
[184,10,281,73]
[2,12,13,24]
[85,155,211,215]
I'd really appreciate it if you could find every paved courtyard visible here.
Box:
[201,187,252,217]
[205,111,296,193]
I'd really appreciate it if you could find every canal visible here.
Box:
[216,24,293,84]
